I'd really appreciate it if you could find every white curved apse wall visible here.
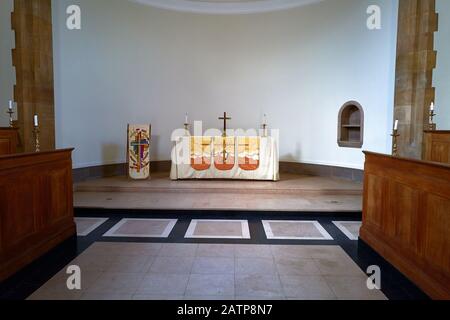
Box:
[52,0,398,169]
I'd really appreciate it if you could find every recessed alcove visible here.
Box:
[338,101,364,148]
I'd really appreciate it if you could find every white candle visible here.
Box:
[394,120,399,131]
[430,102,434,111]
[185,113,188,124]
[264,114,267,125]
[8,100,13,110]
[34,114,39,127]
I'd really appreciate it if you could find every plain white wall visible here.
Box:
[0,0,15,127]
[434,0,450,129]
[52,0,398,169]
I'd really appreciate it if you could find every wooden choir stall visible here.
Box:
[423,130,450,165]
[360,152,450,300]
[0,127,20,156]
[0,149,76,281]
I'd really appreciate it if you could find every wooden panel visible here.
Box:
[424,131,450,164]
[393,0,438,159]
[360,151,450,299]
[364,174,385,229]
[424,194,450,274]
[0,128,19,155]
[11,0,55,153]
[0,149,75,281]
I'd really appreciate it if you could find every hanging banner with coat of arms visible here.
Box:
[128,124,151,180]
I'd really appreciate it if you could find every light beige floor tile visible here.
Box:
[136,274,190,295]
[149,256,195,274]
[185,296,235,301]
[27,290,83,300]
[197,244,235,257]
[75,217,108,236]
[304,245,349,259]
[280,275,336,300]
[185,274,235,297]
[158,243,198,257]
[333,221,361,240]
[70,254,117,272]
[275,257,321,276]
[132,294,184,300]
[271,245,311,259]
[104,219,176,238]
[236,296,286,301]
[84,242,162,256]
[80,292,133,300]
[192,257,234,274]
[107,255,155,273]
[37,269,102,293]
[187,220,249,239]
[87,272,145,294]
[234,245,272,258]
[324,276,388,300]
[235,274,284,299]
[313,256,366,276]
[235,258,277,275]
[264,221,330,239]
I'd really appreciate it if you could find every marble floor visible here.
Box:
[27,243,386,300]
[74,173,363,212]
[1,211,428,301]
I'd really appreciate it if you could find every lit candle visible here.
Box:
[8,100,13,110]
[394,120,399,131]
[34,114,39,127]
[430,102,434,111]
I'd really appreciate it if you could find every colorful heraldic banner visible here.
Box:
[128,124,151,180]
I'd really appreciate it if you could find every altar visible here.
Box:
[170,135,279,181]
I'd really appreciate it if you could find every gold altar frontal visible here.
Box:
[171,136,279,181]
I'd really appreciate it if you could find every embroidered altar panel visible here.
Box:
[171,136,279,181]
[238,136,260,171]
[128,124,151,180]
[191,137,212,171]
[214,137,236,171]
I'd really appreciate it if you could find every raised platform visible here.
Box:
[74,172,362,212]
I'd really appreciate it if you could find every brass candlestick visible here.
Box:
[428,110,437,131]
[7,109,14,127]
[391,130,400,157]
[33,126,40,152]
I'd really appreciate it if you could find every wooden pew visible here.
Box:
[0,128,19,156]
[0,149,76,281]
[360,151,450,300]
[423,130,450,164]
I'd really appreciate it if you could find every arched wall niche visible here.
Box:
[338,101,364,149]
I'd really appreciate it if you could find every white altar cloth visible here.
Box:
[170,136,279,181]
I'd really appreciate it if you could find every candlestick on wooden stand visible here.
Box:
[7,109,14,128]
[428,109,437,131]
[391,131,400,157]
[7,100,15,127]
[33,126,40,152]
[391,120,400,157]
[33,115,40,152]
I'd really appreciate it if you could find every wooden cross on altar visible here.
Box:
[219,112,231,137]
